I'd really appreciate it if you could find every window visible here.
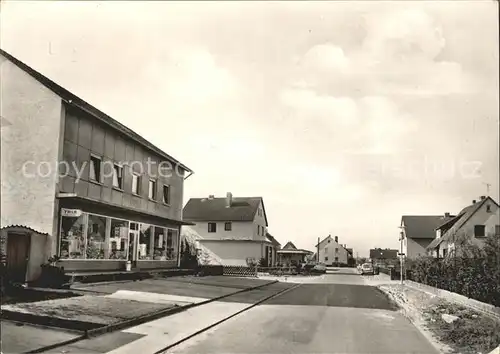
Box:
[486,205,491,212]
[112,164,123,189]
[496,225,500,236]
[89,155,102,182]
[225,222,232,231]
[335,248,339,253]
[153,226,166,260]
[335,257,338,262]
[208,223,216,233]
[86,214,107,259]
[162,185,170,204]
[324,247,328,254]
[442,248,448,257]
[148,179,157,200]
[59,213,86,259]
[166,229,178,260]
[474,225,486,237]
[328,239,331,243]
[109,219,128,259]
[325,257,328,261]
[138,224,153,260]
[257,225,260,235]
[132,174,141,195]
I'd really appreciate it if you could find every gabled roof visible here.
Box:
[282,241,297,250]
[266,233,281,248]
[401,215,455,239]
[0,225,49,236]
[428,196,499,249]
[183,197,268,226]
[0,48,192,174]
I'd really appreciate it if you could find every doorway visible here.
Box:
[6,233,31,284]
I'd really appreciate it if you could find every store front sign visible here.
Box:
[61,208,82,217]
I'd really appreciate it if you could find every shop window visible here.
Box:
[60,213,86,259]
[138,224,153,260]
[86,214,107,259]
[153,226,167,260]
[166,229,178,260]
[109,218,128,259]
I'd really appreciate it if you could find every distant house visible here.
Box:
[369,248,398,267]
[400,214,455,259]
[316,235,350,266]
[427,196,500,258]
[182,193,277,266]
[276,241,313,266]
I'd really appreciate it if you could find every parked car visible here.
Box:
[360,263,374,275]
[312,263,327,274]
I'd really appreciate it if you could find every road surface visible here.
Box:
[166,269,439,354]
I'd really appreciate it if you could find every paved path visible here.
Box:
[162,272,438,354]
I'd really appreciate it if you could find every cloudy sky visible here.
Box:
[1,1,498,256]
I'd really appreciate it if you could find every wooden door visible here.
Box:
[6,233,30,283]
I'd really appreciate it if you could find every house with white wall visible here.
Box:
[427,196,500,258]
[400,214,455,259]
[316,235,349,266]
[182,193,278,266]
[0,49,192,284]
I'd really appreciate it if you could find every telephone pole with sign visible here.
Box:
[398,226,405,285]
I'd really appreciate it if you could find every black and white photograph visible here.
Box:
[1,1,499,353]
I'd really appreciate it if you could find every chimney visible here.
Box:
[335,236,338,243]
[444,212,450,218]
[480,195,486,201]
[472,200,476,204]
[208,195,215,200]
[226,192,232,208]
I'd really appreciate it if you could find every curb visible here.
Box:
[23,279,279,353]
[153,282,302,354]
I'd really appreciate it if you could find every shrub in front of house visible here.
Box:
[408,233,500,307]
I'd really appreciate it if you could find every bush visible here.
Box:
[408,233,500,306]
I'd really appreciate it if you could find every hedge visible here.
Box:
[407,233,500,307]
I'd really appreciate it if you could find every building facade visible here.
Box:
[317,235,349,266]
[182,193,276,266]
[0,49,192,282]
[427,196,500,258]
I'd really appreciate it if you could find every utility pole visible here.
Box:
[317,237,320,263]
[398,226,405,285]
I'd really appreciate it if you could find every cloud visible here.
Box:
[294,8,480,96]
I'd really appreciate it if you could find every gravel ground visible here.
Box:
[379,284,500,354]
[1,295,179,325]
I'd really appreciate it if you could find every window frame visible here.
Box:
[112,163,123,190]
[131,173,141,196]
[208,222,217,233]
[162,184,170,205]
[89,154,103,183]
[474,225,486,238]
[148,179,157,200]
[224,222,232,231]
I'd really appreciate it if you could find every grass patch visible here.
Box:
[423,300,500,354]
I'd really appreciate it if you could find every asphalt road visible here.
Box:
[167,272,439,354]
